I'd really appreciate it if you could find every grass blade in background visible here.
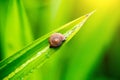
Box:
[23,0,51,39]
[0,0,8,60]
[0,11,94,80]
[1,0,33,58]
[50,0,75,29]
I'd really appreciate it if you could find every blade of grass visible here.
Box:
[2,0,33,58]
[0,0,8,60]
[0,11,94,80]
[50,0,75,31]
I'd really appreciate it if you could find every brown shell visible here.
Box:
[49,33,65,48]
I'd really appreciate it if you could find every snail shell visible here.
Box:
[49,33,65,48]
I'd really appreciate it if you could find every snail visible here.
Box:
[49,33,66,48]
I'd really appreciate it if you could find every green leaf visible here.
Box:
[0,11,94,80]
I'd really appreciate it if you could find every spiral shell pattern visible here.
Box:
[49,33,65,48]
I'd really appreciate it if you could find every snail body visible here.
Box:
[49,33,65,48]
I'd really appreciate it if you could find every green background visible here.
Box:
[0,0,120,80]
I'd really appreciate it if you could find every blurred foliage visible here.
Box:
[0,0,33,59]
[0,0,120,80]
